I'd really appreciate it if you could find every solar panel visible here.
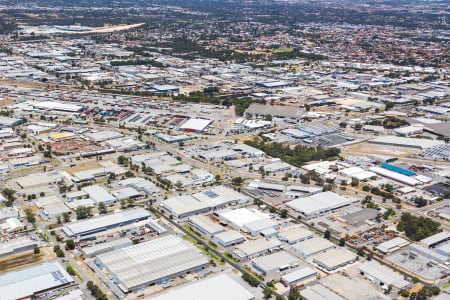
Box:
[204,190,219,198]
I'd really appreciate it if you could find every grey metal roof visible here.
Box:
[62,208,151,236]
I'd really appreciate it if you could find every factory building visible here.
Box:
[95,235,209,293]
[0,261,74,300]
[62,208,151,237]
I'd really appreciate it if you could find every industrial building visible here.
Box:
[376,237,410,254]
[217,207,278,236]
[292,237,335,258]
[277,227,313,245]
[179,118,212,133]
[213,230,246,247]
[82,184,116,205]
[251,251,299,280]
[280,266,317,287]
[369,136,443,150]
[146,274,255,300]
[234,238,282,260]
[286,191,353,217]
[62,208,151,237]
[312,248,358,271]
[358,261,409,290]
[0,261,74,300]
[301,284,345,300]
[189,215,225,238]
[340,208,378,226]
[0,237,36,258]
[95,235,209,293]
[81,237,133,258]
[420,231,450,248]
[369,166,421,186]
[161,185,250,220]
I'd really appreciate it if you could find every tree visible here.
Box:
[280,209,288,218]
[231,176,244,186]
[324,230,331,240]
[263,286,272,299]
[62,212,71,223]
[174,180,183,189]
[33,246,40,254]
[24,208,36,223]
[98,202,107,214]
[339,237,346,246]
[117,155,128,165]
[56,215,62,224]
[66,265,76,276]
[76,206,89,220]
[396,213,441,241]
[351,177,359,187]
[339,122,347,128]
[66,239,75,250]
[288,285,303,300]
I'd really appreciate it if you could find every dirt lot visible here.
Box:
[0,246,55,273]
[343,142,418,157]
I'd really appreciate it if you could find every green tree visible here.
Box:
[66,239,75,250]
[324,230,331,240]
[280,209,288,218]
[24,208,36,223]
[339,237,346,246]
[33,246,40,254]
[62,212,71,223]
[288,285,303,300]
[98,202,107,214]
[263,286,272,299]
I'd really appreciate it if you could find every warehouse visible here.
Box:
[380,163,416,176]
[217,207,278,235]
[369,136,443,150]
[286,191,353,217]
[0,237,36,258]
[119,177,162,195]
[161,195,211,220]
[110,187,141,201]
[420,231,450,248]
[341,208,378,226]
[292,237,335,258]
[82,184,116,205]
[85,130,123,142]
[408,244,448,264]
[179,118,212,133]
[280,266,317,287]
[95,235,209,293]
[162,186,250,220]
[146,273,255,300]
[82,237,133,258]
[0,116,24,127]
[376,237,410,254]
[16,171,63,189]
[214,230,245,247]
[232,143,265,157]
[358,261,409,290]
[369,166,420,186]
[189,215,225,238]
[312,248,358,271]
[62,208,151,237]
[252,251,299,280]
[33,101,82,112]
[339,166,377,181]
[0,261,74,300]
[301,284,345,300]
[277,226,314,244]
[234,238,282,259]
